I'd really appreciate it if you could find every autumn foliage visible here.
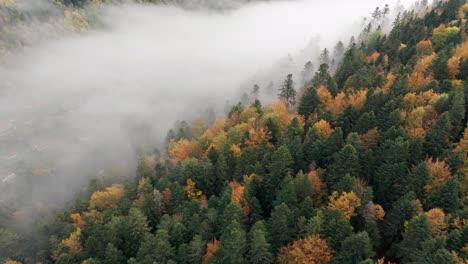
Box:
[4,2,468,263]
[448,40,468,79]
[229,180,250,215]
[308,171,327,206]
[60,228,82,254]
[426,208,448,237]
[4,260,21,264]
[89,184,124,210]
[313,120,333,140]
[347,89,368,111]
[424,159,452,198]
[416,40,433,55]
[408,53,436,90]
[202,239,220,264]
[185,178,204,200]
[328,191,361,220]
[277,235,333,264]
[169,139,202,162]
[70,213,86,229]
[263,100,294,131]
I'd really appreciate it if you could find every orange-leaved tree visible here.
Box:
[277,234,333,264]
[202,239,220,264]
[327,191,361,220]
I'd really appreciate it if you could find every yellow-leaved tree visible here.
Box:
[313,120,333,140]
[60,228,82,254]
[447,40,468,79]
[277,235,333,264]
[70,213,86,229]
[168,139,202,162]
[426,208,448,237]
[327,191,361,220]
[424,159,452,199]
[89,184,124,210]
[185,178,204,200]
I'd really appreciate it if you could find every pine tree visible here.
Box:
[327,144,360,188]
[103,243,126,264]
[381,192,422,247]
[212,220,247,264]
[333,232,374,264]
[169,222,188,247]
[320,48,331,65]
[268,203,294,251]
[278,74,297,107]
[252,84,260,98]
[284,117,305,172]
[447,90,465,138]
[404,162,429,201]
[293,171,312,202]
[425,113,452,158]
[337,105,358,135]
[298,87,320,120]
[321,128,345,167]
[265,117,280,145]
[248,221,274,264]
[274,176,298,208]
[322,211,353,251]
[354,111,378,134]
[136,230,175,264]
[300,61,314,86]
[374,162,408,208]
[221,202,243,232]
[264,146,293,208]
[312,64,338,95]
[106,208,150,259]
[397,215,431,263]
[187,235,206,264]
[429,179,459,214]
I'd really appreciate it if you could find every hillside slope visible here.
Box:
[1,0,468,264]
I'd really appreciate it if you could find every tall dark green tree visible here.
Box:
[298,87,320,120]
[248,221,274,264]
[312,63,338,95]
[274,176,298,209]
[187,235,205,264]
[397,214,455,264]
[327,144,360,188]
[103,243,126,264]
[322,211,353,251]
[447,90,465,138]
[381,192,422,249]
[264,146,293,208]
[425,113,452,158]
[278,74,297,107]
[429,179,459,213]
[268,203,294,251]
[332,232,374,264]
[283,117,305,172]
[136,230,175,264]
[212,220,247,264]
[106,208,150,259]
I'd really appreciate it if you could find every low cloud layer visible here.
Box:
[0,0,415,212]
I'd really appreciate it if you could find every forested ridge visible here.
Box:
[1,0,468,264]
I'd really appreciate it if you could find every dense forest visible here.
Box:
[1,0,468,263]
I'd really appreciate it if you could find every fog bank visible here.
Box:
[0,0,415,212]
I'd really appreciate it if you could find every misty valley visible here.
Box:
[0,0,467,264]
